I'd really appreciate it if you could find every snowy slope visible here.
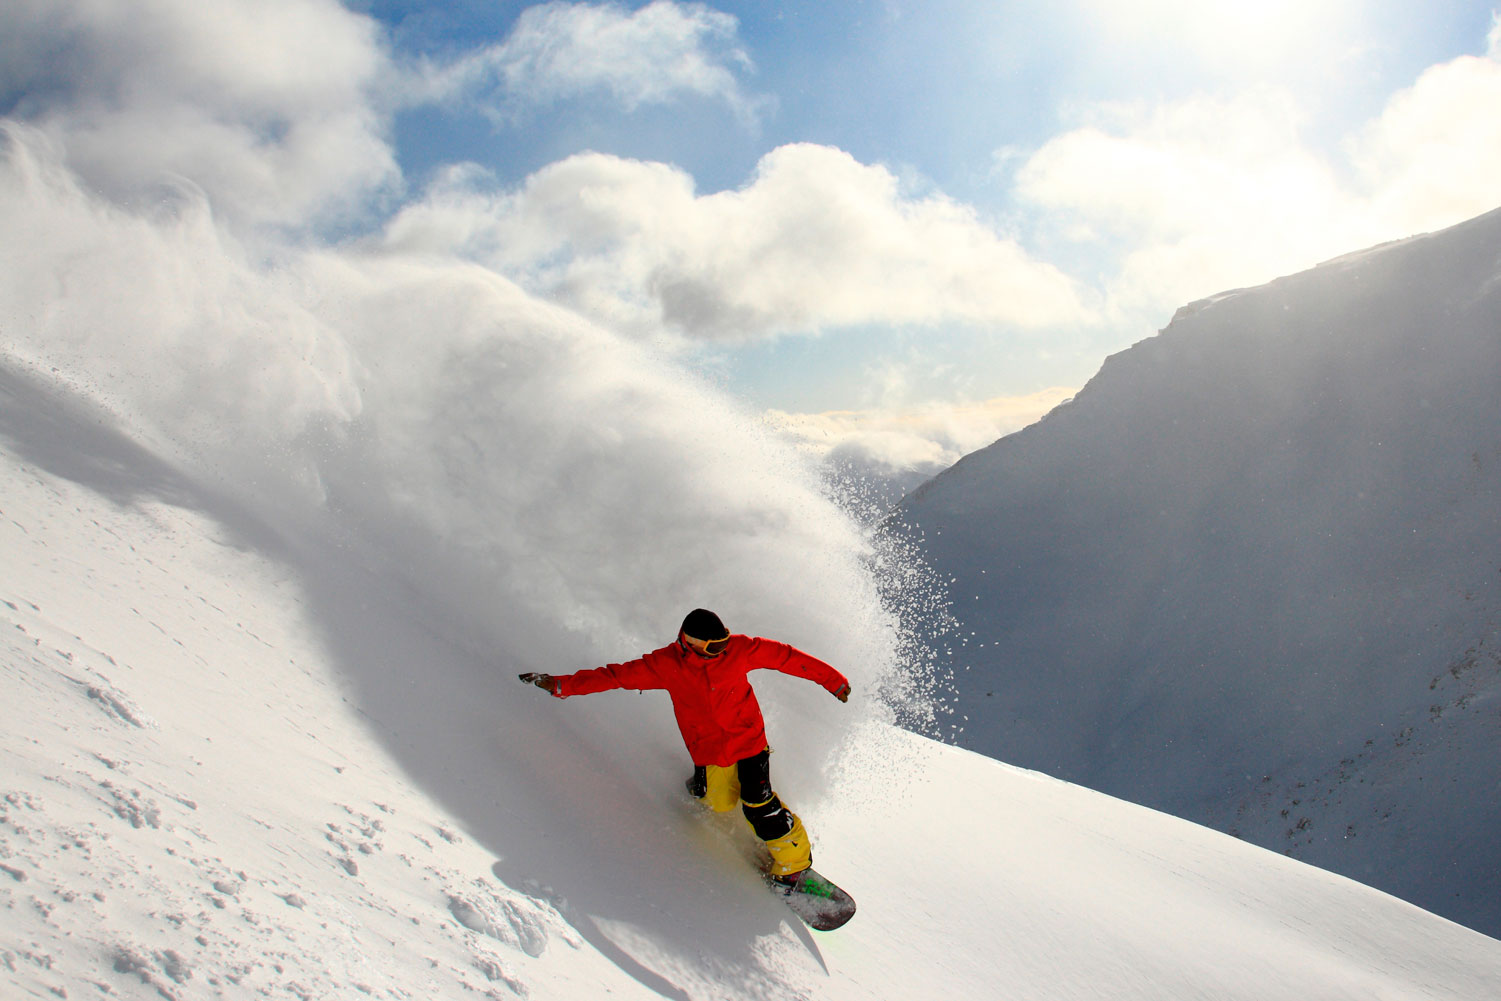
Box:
[4,365,1501,1000]
[898,205,1501,937]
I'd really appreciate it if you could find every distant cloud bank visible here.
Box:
[765,387,1078,494]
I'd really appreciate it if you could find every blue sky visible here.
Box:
[4,0,1501,470]
[358,0,1501,415]
[378,1,1489,201]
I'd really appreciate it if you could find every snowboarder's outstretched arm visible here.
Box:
[518,656,663,699]
[745,638,851,702]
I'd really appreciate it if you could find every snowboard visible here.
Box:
[764,867,856,931]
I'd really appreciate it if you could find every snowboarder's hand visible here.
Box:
[833,683,851,703]
[518,672,558,695]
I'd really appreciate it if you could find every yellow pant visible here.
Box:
[701,760,812,876]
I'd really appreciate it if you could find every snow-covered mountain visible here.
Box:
[5,358,1501,1000]
[898,205,1501,939]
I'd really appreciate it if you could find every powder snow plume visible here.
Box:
[0,118,946,795]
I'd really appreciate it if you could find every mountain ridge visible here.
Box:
[898,202,1501,936]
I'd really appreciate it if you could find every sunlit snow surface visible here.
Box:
[3,363,1497,1001]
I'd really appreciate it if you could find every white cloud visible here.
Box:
[1014,34,1501,329]
[384,143,1094,342]
[764,387,1078,480]
[419,0,769,125]
[1350,47,1501,235]
[1016,91,1366,322]
[0,0,398,230]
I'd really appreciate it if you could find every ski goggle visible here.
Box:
[682,633,730,657]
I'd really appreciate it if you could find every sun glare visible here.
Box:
[1083,0,1356,77]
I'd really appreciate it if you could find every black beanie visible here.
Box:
[680,608,728,641]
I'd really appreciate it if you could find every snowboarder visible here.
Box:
[519,608,850,885]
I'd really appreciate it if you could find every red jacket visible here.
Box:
[553,635,848,766]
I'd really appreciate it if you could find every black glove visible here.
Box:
[518,672,558,695]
